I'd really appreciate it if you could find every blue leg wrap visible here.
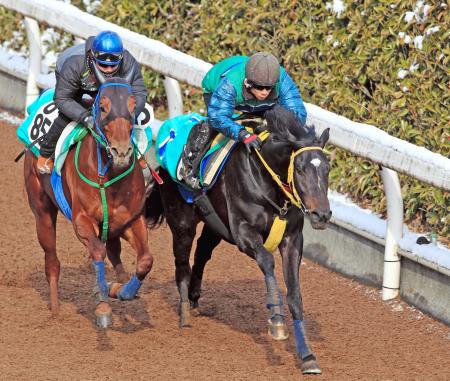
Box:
[117,274,142,301]
[93,261,109,301]
[293,320,314,360]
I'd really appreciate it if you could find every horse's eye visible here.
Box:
[100,106,106,113]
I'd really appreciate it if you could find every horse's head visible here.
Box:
[92,65,136,168]
[265,106,332,229]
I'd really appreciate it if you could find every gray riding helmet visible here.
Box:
[245,52,280,87]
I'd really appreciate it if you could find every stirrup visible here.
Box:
[37,156,54,175]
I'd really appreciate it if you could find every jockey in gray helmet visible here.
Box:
[37,30,147,174]
[179,52,307,189]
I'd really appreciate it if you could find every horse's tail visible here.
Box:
[145,183,165,228]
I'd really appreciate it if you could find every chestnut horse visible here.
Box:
[149,106,331,374]
[24,73,155,328]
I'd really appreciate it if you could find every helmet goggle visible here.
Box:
[249,82,273,91]
[246,79,274,91]
[93,51,123,66]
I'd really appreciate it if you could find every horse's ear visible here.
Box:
[319,128,330,148]
[127,95,136,115]
[99,96,111,119]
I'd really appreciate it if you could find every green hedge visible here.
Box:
[0,1,448,238]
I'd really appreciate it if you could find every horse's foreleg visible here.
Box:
[279,233,321,374]
[110,216,153,301]
[106,238,129,283]
[189,225,221,308]
[234,221,288,340]
[253,244,289,341]
[73,213,112,328]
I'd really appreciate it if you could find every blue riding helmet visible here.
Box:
[92,31,124,66]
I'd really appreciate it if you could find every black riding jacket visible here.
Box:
[54,36,147,123]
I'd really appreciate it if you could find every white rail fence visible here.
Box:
[0,0,449,302]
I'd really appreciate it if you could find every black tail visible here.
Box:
[145,183,165,228]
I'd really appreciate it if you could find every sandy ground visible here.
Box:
[1,119,449,381]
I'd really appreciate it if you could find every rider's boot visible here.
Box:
[37,113,70,174]
[179,148,200,189]
[36,155,54,175]
[179,121,214,190]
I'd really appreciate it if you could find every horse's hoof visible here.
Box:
[96,313,113,329]
[301,359,322,375]
[267,319,289,341]
[179,302,192,328]
[107,282,123,299]
[95,302,112,329]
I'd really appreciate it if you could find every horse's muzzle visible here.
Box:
[110,145,133,168]
[309,209,332,230]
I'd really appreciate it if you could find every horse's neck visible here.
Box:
[257,141,291,182]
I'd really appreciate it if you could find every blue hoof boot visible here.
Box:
[117,274,142,301]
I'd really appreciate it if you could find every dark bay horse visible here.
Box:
[24,72,155,328]
[150,105,331,374]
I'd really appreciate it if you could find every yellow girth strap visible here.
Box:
[263,216,287,252]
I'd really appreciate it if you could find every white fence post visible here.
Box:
[380,166,403,300]
[24,17,41,115]
[163,76,183,118]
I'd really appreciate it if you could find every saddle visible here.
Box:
[156,113,237,201]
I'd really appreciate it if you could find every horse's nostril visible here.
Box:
[310,210,331,224]
[109,146,132,158]
[310,211,320,224]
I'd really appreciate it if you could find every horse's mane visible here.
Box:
[264,105,315,144]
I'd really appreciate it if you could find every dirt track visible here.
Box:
[1,119,449,381]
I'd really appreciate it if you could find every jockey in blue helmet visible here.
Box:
[37,30,147,174]
[91,31,124,77]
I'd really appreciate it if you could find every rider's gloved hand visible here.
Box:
[82,115,94,129]
[238,129,262,153]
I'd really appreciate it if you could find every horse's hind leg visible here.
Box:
[279,232,321,374]
[34,207,59,315]
[106,238,129,283]
[172,221,196,327]
[158,173,197,327]
[24,155,60,315]
[189,225,221,308]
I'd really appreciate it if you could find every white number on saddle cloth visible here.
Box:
[134,103,155,155]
